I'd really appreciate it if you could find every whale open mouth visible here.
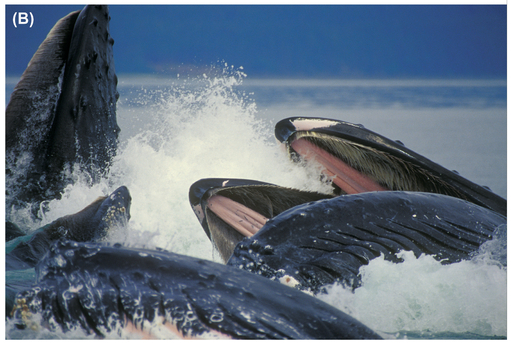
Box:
[189,179,333,262]
[275,117,469,198]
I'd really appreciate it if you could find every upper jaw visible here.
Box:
[274,116,507,216]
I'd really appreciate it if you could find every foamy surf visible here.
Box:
[317,237,507,338]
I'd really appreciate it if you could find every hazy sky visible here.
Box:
[5,4,507,79]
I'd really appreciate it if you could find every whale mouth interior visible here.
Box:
[290,138,388,194]
[207,195,268,237]
[288,131,465,198]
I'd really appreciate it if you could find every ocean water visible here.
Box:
[5,69,507,338]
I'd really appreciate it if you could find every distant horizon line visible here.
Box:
[5,75,507,88]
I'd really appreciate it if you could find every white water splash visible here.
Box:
[317,244,507,338]
[12,68,332,257]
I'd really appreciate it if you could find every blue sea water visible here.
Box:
[5,71,507,339]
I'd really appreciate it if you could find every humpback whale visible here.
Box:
[275,117,506,216]
[6,186,131,317]
[6,5,119,216]
[11,240,382,339]
[189,179,505,291]
[189,178,333,261]
[227,191,505,293]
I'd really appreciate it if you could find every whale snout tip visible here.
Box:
[188,179,223,206]
[275,118,297,143]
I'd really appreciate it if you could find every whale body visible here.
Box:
[11,240,382,339]
[227,191,506,292]
[6,5,119,216]
[6,186,131,317]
